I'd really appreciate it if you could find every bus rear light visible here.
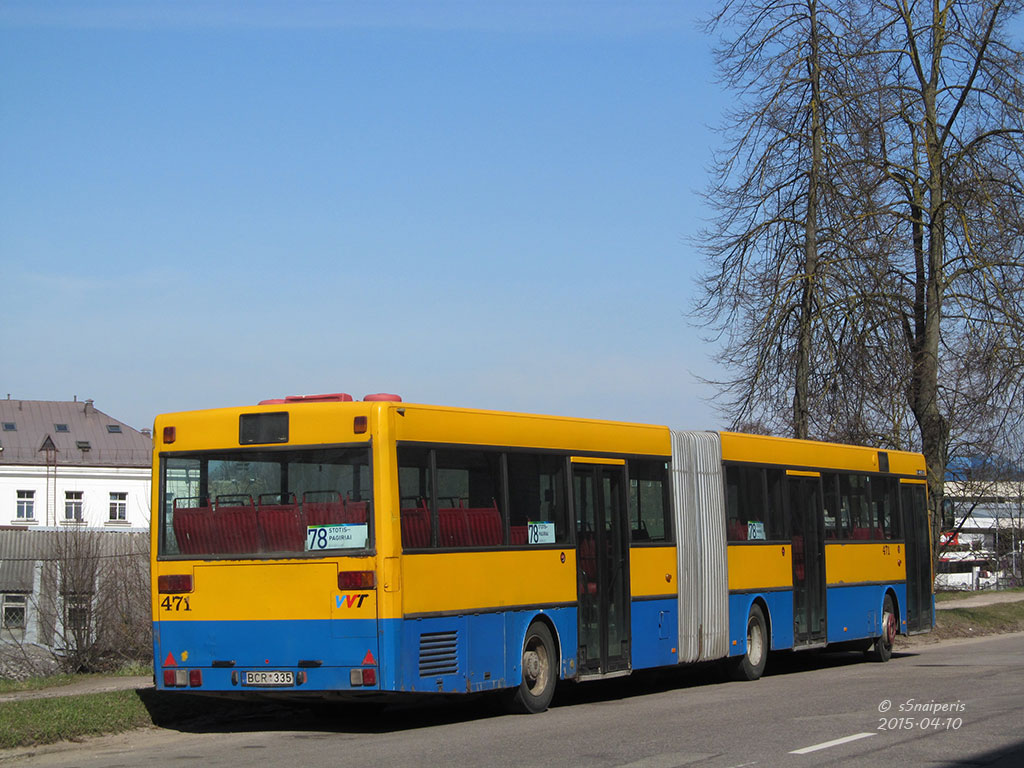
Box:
[297,671,307,685]
[361,668,376,686]
[163,426,176,444]
[350,669,362,686]
[189,669,203,687]
[338,571,375,590]
[158,574,193,593]
[164,669,189,687]
[353,416,367,434]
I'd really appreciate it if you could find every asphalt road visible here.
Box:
[6,632,1023,768]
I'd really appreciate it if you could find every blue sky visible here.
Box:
[1,0,727,432]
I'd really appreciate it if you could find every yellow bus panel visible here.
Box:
[401,550,577,615]
[629,547,677,598]
[153,561,373,622]
[720,432,926,476]
[727,544,792,591]
[391,404,671,457]
[826,543,906,586]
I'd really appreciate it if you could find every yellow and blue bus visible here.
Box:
[151,394,933,712]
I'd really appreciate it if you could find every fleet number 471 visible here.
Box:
[160,595,191,612]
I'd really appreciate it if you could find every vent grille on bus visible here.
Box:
[418,630,459,676]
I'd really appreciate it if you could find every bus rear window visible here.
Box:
[160,447,371,557]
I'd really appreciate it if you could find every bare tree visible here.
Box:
[842,0,1024,559]
[697,0,854,439]
[698,0,1024,571]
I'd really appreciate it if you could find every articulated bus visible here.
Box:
[151,394,933,712]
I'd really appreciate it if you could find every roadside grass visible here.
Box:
[935,586,1024,602]
[0,674,77,695]
[2,601,1023,750]
[0,690,152,749]
[928,600,1024,639]
[0,662,152,695]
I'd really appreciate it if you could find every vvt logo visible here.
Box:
[336,593,369,608]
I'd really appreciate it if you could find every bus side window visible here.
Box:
[823,473,840,539]
[507,453,568,546]
[627,460,670,542]
[725,465,775,541]
[764,468,786,540]
[435,449,505,548]
[872,476,899,539]
[841,474,874,539]
[398,446,433,549]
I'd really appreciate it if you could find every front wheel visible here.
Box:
[867,594,897,663]
[729,604,768,681]
[506,621,557,714]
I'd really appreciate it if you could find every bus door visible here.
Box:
[572,459,631,676]
[789,471,826,646]
[901,481,933,633]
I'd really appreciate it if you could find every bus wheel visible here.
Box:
[730,604,768,681]
[507,621,557,714]
[868,594,897,663]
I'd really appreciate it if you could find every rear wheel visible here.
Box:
[729,604,768,681]
[867,594,896,662]
[507,621,557,714]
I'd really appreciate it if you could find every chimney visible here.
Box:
[84,399,94,415]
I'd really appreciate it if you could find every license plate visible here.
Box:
[242,670,294,687]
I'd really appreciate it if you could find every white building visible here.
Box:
[0,398,151,665]
[0,398,151,529]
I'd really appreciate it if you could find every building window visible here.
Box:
[106,424,122,433]
[16,490,35,520]
[54,423,70,433]
[65,491,84,522]
[2,594,27,630]
[2,422,15,431]
[109,492,128,521]
[64,594,91,632]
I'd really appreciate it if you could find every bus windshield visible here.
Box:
[159,446,372,558]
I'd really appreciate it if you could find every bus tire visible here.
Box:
[867,594,896,663]
[730,604,768,681]
[507,621,557,714]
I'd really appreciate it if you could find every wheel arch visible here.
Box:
[884,587,901,634]
[517,612,563,684]
[751,595,773,652]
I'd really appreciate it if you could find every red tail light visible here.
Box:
[361,668,376,686]
[158,574,193,593]
[163,669,176,686]
[338,571,375,589]
[189,669,203,687]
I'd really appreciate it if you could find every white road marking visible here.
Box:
[789,732,877,755]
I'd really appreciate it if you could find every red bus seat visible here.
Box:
[466,505,502,546]
[304,492,345,526]
[173,505,215,554]
[510,525,528,545]
[257,502,305,552]
[728,521,748,541]
[216,498,259,553]
[400,507,431,548]
[439,508,470,547]
[341,499,370,524]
